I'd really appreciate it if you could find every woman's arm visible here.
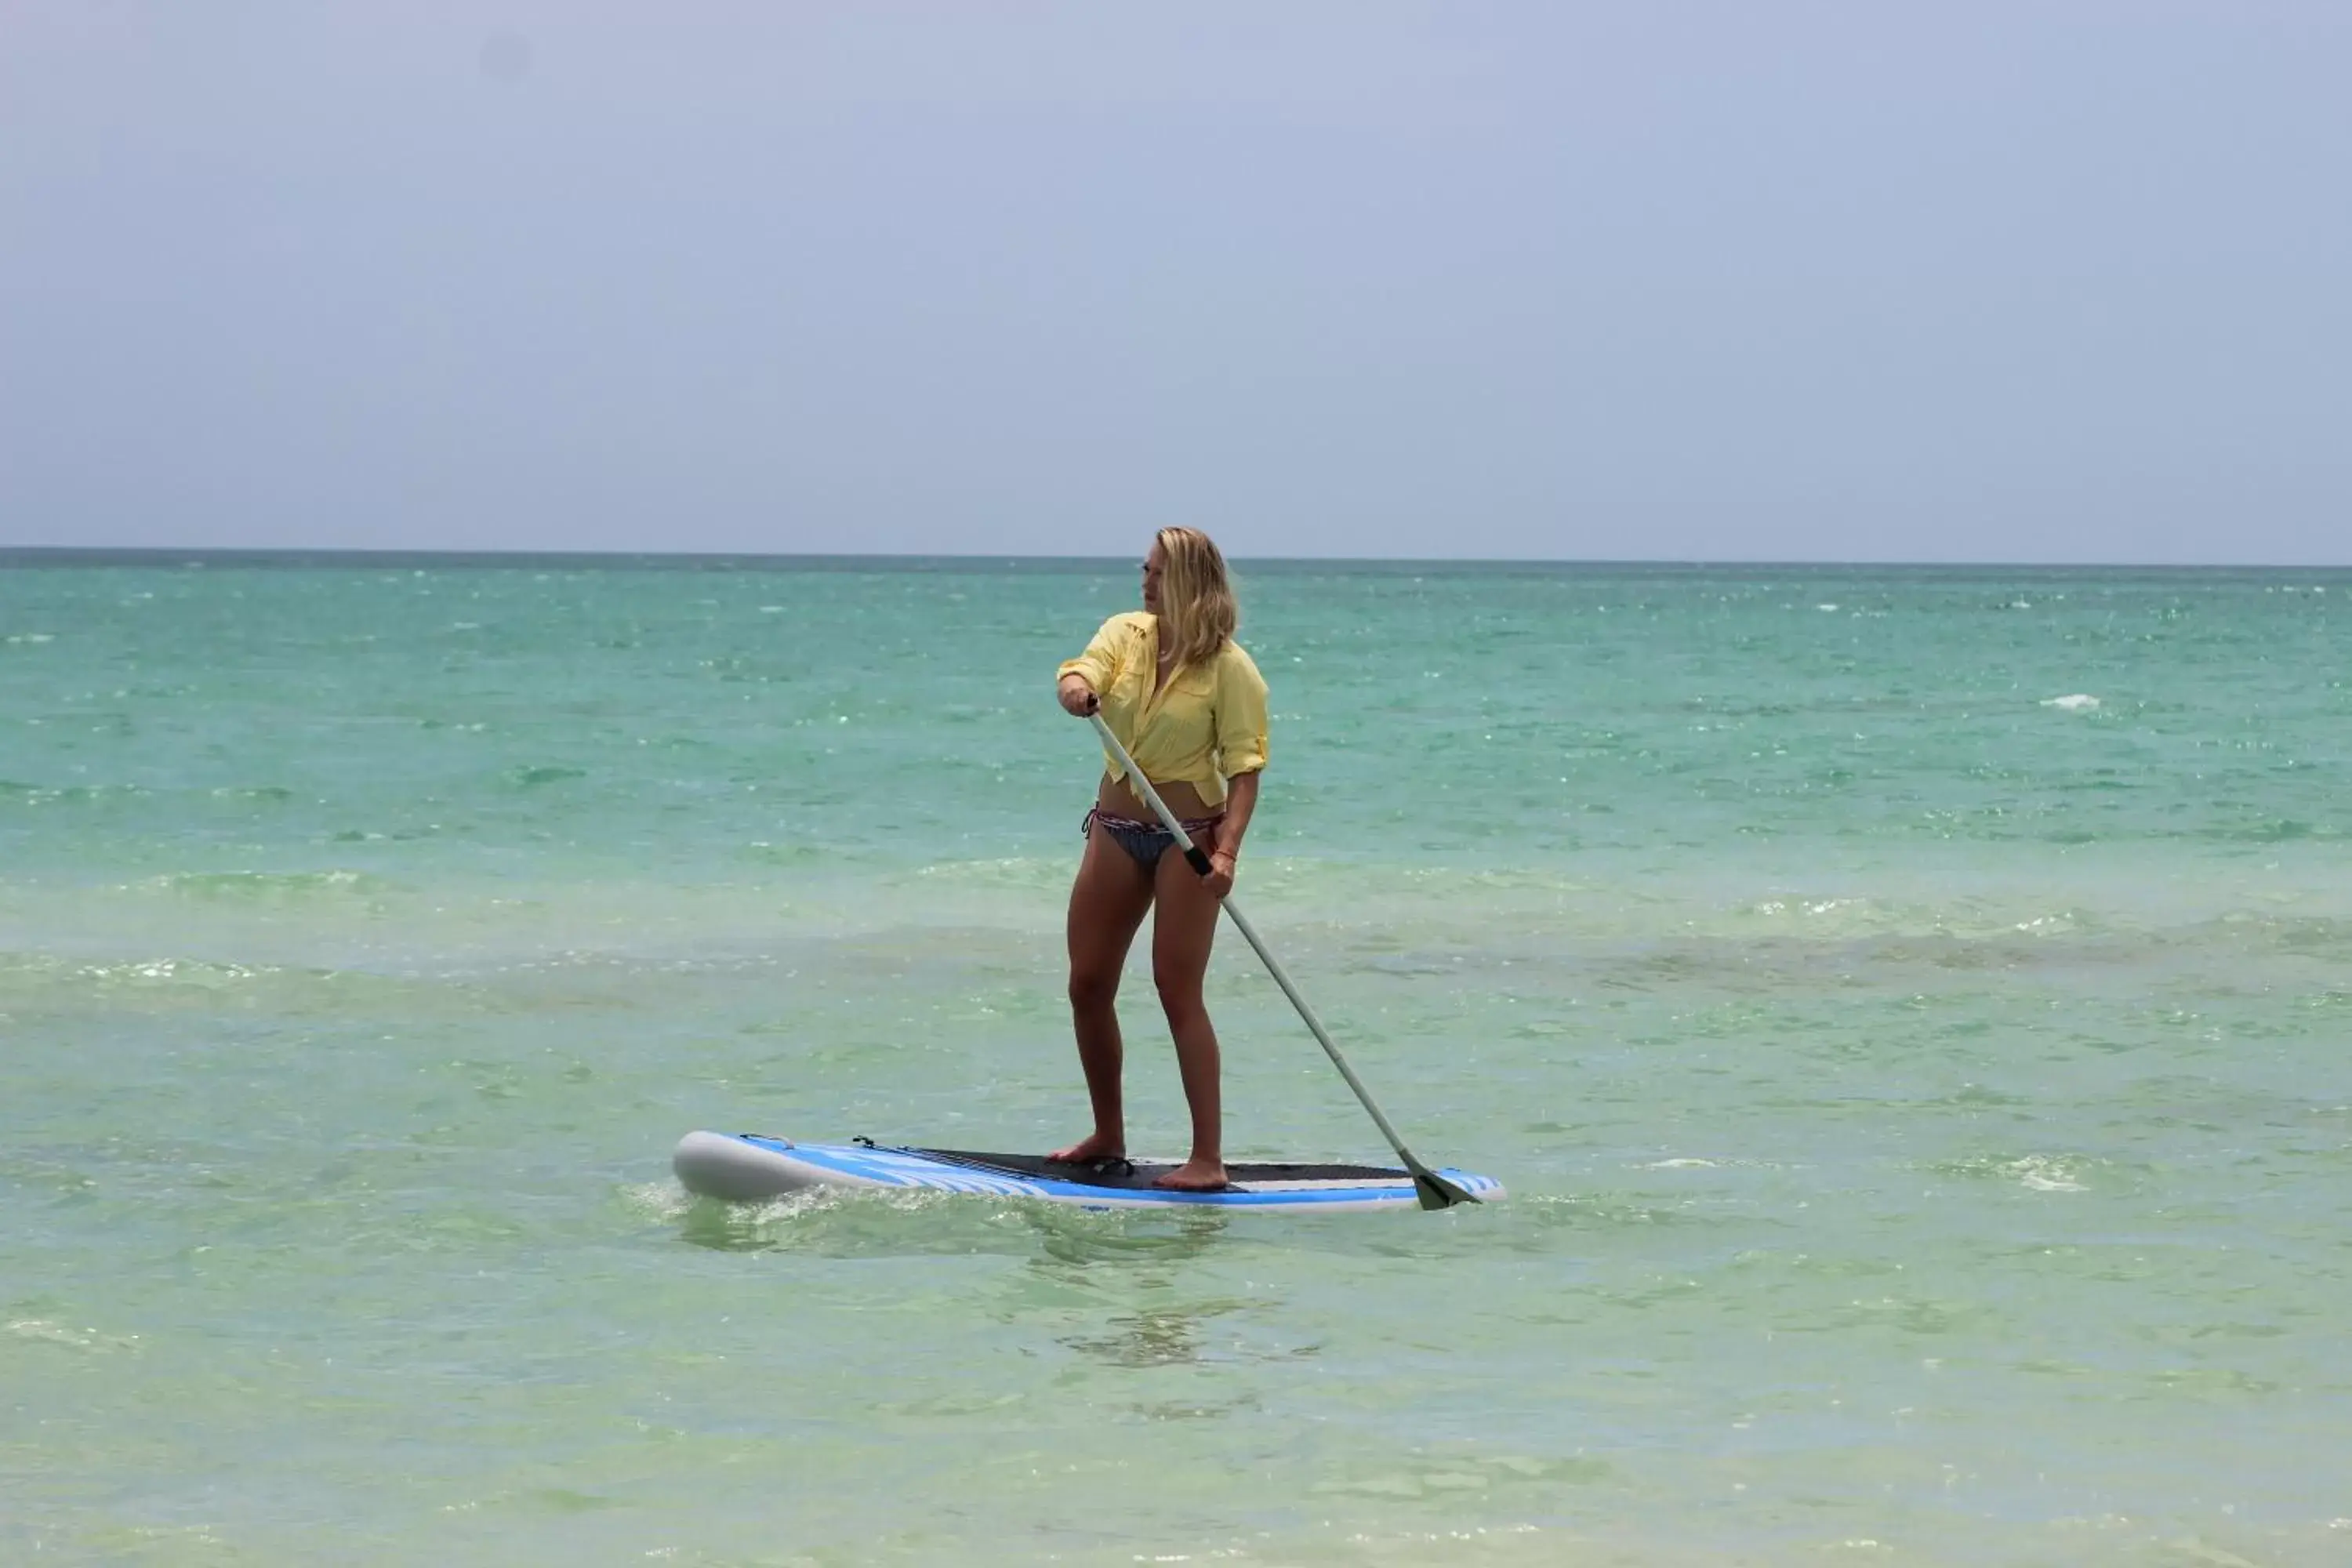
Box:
[1204,648,1270,897]
[1206,769,1260,895]
[1057,615,1133,715]
[1214,771,1259,862]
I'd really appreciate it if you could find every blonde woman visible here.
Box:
[1051,528,1269,1191]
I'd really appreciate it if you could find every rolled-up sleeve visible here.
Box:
[1215,648,1269,777]
[1058,615,1131,694]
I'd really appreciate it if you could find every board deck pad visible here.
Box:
[906,1148,1413,1189]
[672,1131,1505,1210]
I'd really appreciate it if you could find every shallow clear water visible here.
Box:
[4,556,2349,1565]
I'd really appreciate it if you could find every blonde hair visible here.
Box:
[1154,527,1239,672]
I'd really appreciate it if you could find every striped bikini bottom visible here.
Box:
[1083,807,1225,869]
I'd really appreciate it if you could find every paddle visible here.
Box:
[1085,712,1480,1210]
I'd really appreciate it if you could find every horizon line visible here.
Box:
[5,545,2351,572]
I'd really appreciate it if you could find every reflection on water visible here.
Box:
[673,1184,1294,1378]
[1022,1207,1254,1368]
[1054,1294,1326,1382]
[1025,1203,1230,1266]
[1058,1301,1242,1367]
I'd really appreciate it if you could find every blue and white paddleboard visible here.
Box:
[673,1131,1504,1211]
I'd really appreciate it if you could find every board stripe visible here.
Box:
[673,1131,1504,1210]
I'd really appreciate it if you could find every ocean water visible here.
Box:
[3,554,2348,1566]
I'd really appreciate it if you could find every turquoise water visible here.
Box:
[4,554,2349,1566]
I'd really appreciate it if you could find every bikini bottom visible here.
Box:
[1083,806,1223,868]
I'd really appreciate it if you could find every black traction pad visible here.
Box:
[906,1147,1410,1191]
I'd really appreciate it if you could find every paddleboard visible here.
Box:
[673,1131,1504,1211]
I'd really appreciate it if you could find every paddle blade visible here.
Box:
[1413,1168,1481,1210]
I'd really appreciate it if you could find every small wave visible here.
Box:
[2208,818,2335,844]
[87,958,273,985]
[670,1181,1061,1257]
[620,1179,698,1223]
[0,780,147,805]
[132,869,386,902]
[2011,913,2078,935]
[903,857,1070,896]
[506,764,586,787]
[741,840,829,865]
[2006,1155,2088,1192]
[1932,1153,2092,1192]
[2041,694,2101,711]
[1748,896,1871,920]
[7,1318,140,1353]
[0,953,288,994]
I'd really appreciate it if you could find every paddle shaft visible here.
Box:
[1084,711,1475,1206]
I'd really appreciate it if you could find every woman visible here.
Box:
[1051,527,1269,1191]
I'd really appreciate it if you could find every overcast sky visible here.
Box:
[2,3,2347,562]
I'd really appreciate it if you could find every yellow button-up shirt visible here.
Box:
[1058,612,1269,807]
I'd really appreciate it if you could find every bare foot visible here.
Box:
[1152,1158,1229,1192]
[1047,1132,1125,1164]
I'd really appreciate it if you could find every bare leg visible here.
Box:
[1053,822,1155,1163]
[1149,830,1228,1189]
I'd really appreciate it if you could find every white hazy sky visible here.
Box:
[3,2,2347,562]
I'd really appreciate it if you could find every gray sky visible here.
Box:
[3,2,2347,563]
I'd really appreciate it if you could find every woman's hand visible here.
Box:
[1058,675,1098,717]
[1200,848,1237,899]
